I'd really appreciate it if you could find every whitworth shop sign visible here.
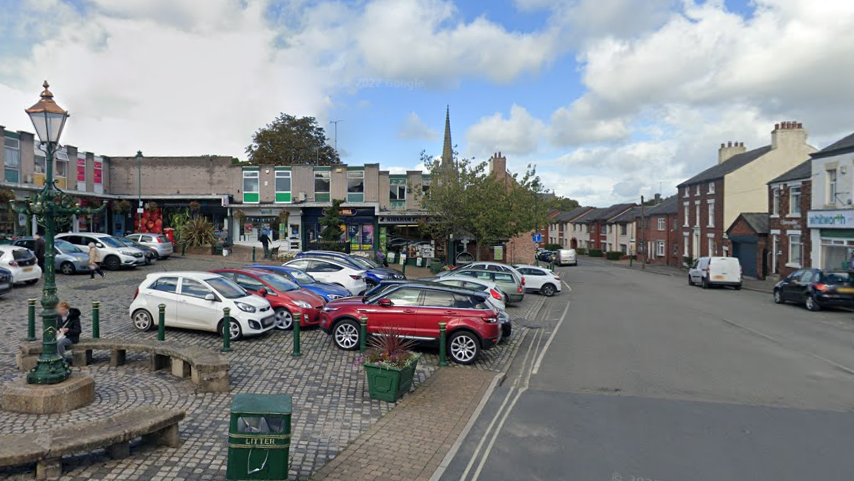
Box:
[807,210,854,228]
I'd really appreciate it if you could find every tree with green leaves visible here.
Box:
[246,113,341,165]
[319,199,345,244]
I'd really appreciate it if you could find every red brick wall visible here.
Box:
[642,213,680,267]
[678,180,725,260]
[768,180,811,278]
[725,216,770,279]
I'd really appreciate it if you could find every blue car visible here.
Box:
[294,251,405,286]
[0,267,12,296]
[244,265,353,301]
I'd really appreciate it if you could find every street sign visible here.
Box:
[137,208,144,214]
[532,232,542,243]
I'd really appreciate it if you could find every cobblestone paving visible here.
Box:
[0,257,537,480]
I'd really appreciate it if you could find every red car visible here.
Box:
[320,283,500,364]
[211,268,325,330]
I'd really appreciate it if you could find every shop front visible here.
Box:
[303,207,376,253]
[232,206,302,250]
[808,210,854,270]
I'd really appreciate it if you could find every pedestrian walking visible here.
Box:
[33,234,46,275]
[87,242,105,279]
[56,301,81,362]
[375,249,388,267]
[259,231,271,260]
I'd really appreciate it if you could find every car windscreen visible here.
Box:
[206,277,249,299]
[257,273,299,292]
[100,237,125,248]
[287,269,316,284]
[822,272,854,285]
[116,237,134,247]
[55,240,82,254]
[351,256,378,269]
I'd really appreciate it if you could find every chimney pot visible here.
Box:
[775,123,780,130]
[720,143,725,148]
[797,122,803,129]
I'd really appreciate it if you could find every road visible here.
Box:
[437,260,854,481]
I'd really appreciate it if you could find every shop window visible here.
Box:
[4,137,19,183]
[789,186,801,215]
[347,170,364,203]
[243,169,260,203]
[789,235,802,267]
[314,170,330,202]
[275,169,292,203]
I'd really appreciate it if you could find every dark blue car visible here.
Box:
[0,267,12,296]
[244,265,352,301]
[294,251,405,286]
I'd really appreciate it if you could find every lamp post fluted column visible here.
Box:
[14,82,105,385]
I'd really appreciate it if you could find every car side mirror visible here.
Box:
[204,293,216,302]
[258,288,268,297]
[96,243,104,248]
[378,298,392,307]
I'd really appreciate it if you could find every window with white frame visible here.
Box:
[275,169,292,203]
[657,217,665,231]
[683,202,689,226]
[707,201,715,227]
[772,187,780,216]
[827,169,838,204]
[695,184,700,196]
[656,240,665,257]
[708,238,715,257]
[243,169,260,203]
[708,182,715,194]
[694,201,700,226]
[314,170,331,201]
[34,141,45,175]
[789,185,801,215]
[55,149,69,179]
[683,233,689,255]
[390,184,406,201]
[4,137,20,183]
[789,234,802,266]
[347,170,365,202]
[683,187,689,198]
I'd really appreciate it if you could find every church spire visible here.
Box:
[441,105,453,165]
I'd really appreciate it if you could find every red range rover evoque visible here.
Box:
[320,283,501,364]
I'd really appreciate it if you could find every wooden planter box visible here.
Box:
[363,354,421,402]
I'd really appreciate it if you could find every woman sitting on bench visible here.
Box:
[56,301,82,362]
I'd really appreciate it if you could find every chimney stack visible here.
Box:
[772,121,807,150]
[718,140,747,164]
[489,152,508,180]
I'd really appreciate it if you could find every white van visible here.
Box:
[557,249,577,266]
[688,257,742,289]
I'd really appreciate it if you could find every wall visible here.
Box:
[292,165,314,201]
[769,179,811,277]
[365,163,380,202]
[405,170,423,211]
[331,165,347,201]
[109,156,237,196]
[678,179,724,261]
[727,216,769,279]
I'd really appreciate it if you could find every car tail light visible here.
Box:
[482,316,497,324]
[553,275,560,281]
[521,277,526,286]
[814,283,829,292]
[517,285,522,293]
[133,288,139,300]
[489,289,502,300]
[155,237,163,243]
[350,275,362,280]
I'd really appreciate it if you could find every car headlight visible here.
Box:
[235,302,256,313]
[294,300,312,309]
[323,306,339,312]
[120,250,135,256]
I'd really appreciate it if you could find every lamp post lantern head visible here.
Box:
[25,81,69,144]
[135,150,143,160]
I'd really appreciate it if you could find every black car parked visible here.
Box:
[773,269,854,311]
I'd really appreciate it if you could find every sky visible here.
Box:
[1,0,854,207]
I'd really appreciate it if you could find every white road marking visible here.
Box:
[531,301,570,375]
[562,280,572,292]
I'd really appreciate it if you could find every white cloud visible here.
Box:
[548,97,630,146]
[398,112,438,141]
[466,104,546,156]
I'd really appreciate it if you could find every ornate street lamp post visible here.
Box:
[14,82,105,384]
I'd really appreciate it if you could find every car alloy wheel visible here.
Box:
[219,319,243,340]
[133,310,154,331]
[334,320,360,350]
[274,307,294,330]
[541,284,556,297]
[448,331,479,364]
[773,290,784,304]
[60,262,75,275]
[103,255,121,271]
[805,295,821,312]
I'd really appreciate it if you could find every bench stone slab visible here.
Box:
[1,373,95,414]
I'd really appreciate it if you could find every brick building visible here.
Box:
[726,213,770,279]
[575,204,634,251]
[560,206,595,249]
[640,195,680,266]
[606,207,640,255]
[678,122,816,275]
[768,160,811,278]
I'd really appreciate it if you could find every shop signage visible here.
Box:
[780,219,801,227]
[379,216,420,224]
[807,210,854,228]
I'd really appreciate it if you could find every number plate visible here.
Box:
[0,283,9,290]
[713,275,724,280]
[838,287,854,293]
[23,267,33,272]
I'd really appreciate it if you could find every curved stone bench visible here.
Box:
[17,338,229,393]
[0,406,185,480]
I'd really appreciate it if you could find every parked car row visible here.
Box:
[773,268,854,311]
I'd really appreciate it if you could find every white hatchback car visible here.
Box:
[129,272,276,340]
[513,265,562,297]
[0,246,42,284]
[283,257,368,296]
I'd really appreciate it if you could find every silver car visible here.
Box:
[12,238,90,275]
[125,233,173,259]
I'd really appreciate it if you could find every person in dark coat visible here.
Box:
[34,234,46,275]
[56,301,82,360]
[259,231,271,259]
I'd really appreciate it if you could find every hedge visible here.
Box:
[544,243,562,251]
[588,249,603,257]
[576,247,587,255]
[606,251,623,261]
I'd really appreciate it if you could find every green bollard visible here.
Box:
[438,322,448,367]
[26,298,36,341]
[158,304,166,341]
[92,301,100,339]
[222,307,232,353]
[359,315,368,353]
[292,312,301,357]
[181,242,186,257]
[252,246,256,263]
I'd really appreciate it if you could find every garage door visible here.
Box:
[732,239,758,278]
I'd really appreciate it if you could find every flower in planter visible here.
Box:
[364,326,418,369]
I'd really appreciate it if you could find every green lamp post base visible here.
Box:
[27,357,72,384]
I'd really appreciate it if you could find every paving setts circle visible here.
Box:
[0,256,534,480]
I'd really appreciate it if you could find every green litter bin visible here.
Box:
[227,394,292,480]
